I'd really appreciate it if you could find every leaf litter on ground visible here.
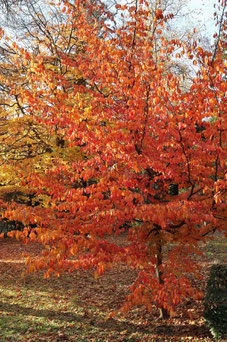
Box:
[0,232,226,341]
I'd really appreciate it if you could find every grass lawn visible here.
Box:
[0,233,226,341]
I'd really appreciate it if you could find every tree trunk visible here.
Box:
[155,235,169,319]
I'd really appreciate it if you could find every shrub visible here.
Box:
[204,264,227,340]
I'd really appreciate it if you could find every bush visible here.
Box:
[0,220,24,238]
[204,264,227,340]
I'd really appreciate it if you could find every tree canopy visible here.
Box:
[0,0,226,318]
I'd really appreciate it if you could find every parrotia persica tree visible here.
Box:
[0,0,226,318]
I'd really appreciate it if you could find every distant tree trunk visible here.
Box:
[155,236,169,319]
[169,183,178,196]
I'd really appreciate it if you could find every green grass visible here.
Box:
[0,286,107,341]
[0,280,153,341]
[205,237,227,263]
[0,275,209,342]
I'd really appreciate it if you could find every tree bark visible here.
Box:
[155,235,169,319]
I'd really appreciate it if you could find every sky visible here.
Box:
[0,0,220,44]
[187,0,217,37]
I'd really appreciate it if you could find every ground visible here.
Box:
[0,233,226,342]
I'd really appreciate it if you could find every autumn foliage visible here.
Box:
[0,0,226,318]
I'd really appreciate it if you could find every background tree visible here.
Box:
[0,0,90,233]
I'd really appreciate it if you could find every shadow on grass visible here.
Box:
[1,289,212,340]
[0,260,214,341]
[0,299,150,335]
[151,323,212,339]
[0,300,82,322]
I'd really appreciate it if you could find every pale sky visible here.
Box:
[188,0,217,37]
[0,0,220,44]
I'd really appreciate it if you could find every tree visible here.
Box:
[0,0,89,232]
[0,0,226,319]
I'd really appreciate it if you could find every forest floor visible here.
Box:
[0,233,226,342]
